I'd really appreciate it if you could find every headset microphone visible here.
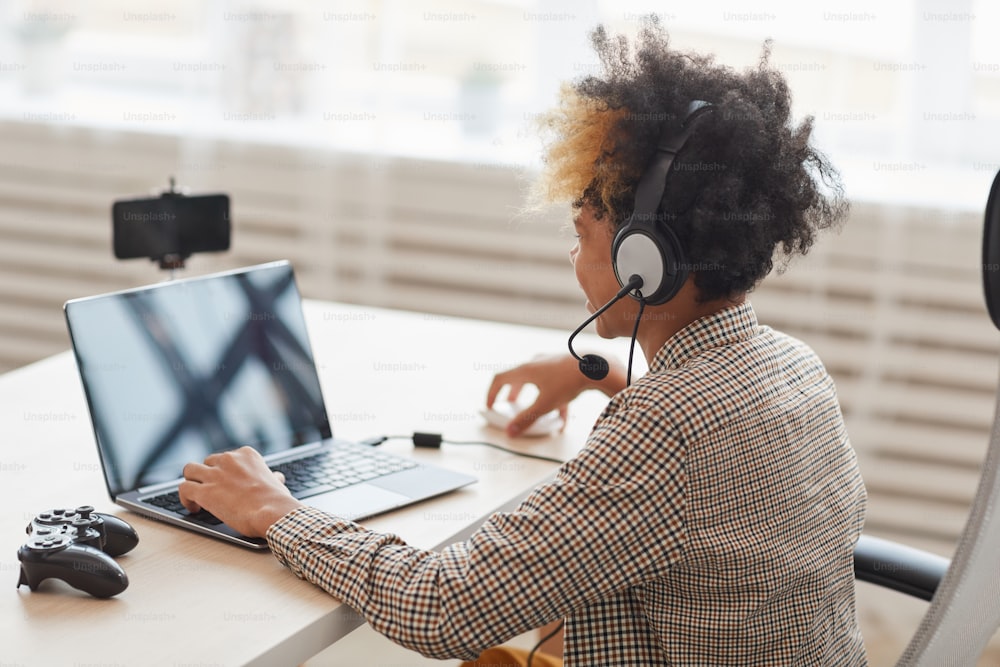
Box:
[567,274,643,381]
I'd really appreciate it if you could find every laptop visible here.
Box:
[64,260,476,549]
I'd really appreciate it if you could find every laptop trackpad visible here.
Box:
[304,484,410,521]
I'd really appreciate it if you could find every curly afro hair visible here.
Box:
[536,17,847,302]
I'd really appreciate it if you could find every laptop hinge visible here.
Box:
[137,478,184,495]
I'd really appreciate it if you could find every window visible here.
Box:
[0,0,993,209]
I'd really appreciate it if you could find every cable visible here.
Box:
[527,619,564,667]
[625,290,646,387]
[442,439,566,465]
[362,433,567,465]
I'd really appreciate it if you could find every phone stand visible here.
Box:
[111,176,231,275]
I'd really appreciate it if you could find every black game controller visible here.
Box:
[17,505,139,598]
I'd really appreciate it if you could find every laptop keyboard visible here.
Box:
[145,491,223,525]
[143,443,419,527]
[272,444,419,497]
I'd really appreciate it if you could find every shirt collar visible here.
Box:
[650,301,759,373]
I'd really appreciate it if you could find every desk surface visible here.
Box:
[2,300,621,666]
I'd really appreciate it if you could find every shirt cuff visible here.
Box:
[265,505,358,575]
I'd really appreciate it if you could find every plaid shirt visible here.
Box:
[267,301,868,665]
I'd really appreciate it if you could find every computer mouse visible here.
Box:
[480,401,563,437]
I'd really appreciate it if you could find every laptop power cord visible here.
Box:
[360,433,566,465]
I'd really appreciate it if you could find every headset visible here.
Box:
[567,99,715,382]
[610,100,715,305]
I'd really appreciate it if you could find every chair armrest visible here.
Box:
[854,534,949,601]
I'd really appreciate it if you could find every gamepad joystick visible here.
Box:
[18,505,138,598]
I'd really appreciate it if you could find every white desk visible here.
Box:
[2,301,621,666]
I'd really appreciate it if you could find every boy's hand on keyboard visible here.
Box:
[179,447,305,537]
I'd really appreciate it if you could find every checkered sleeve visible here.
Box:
[266,404,687,661]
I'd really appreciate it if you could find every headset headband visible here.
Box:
[611,100,714,305]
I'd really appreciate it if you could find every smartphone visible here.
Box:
[112,193,230,262]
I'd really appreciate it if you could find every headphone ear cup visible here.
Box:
[613,223,665,299]
[612,219,687,306]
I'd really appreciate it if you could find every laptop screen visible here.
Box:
[65,261,332,497]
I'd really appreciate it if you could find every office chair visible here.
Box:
[852,168,1000,665]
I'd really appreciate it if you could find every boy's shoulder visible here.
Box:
[608,323,831,436]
